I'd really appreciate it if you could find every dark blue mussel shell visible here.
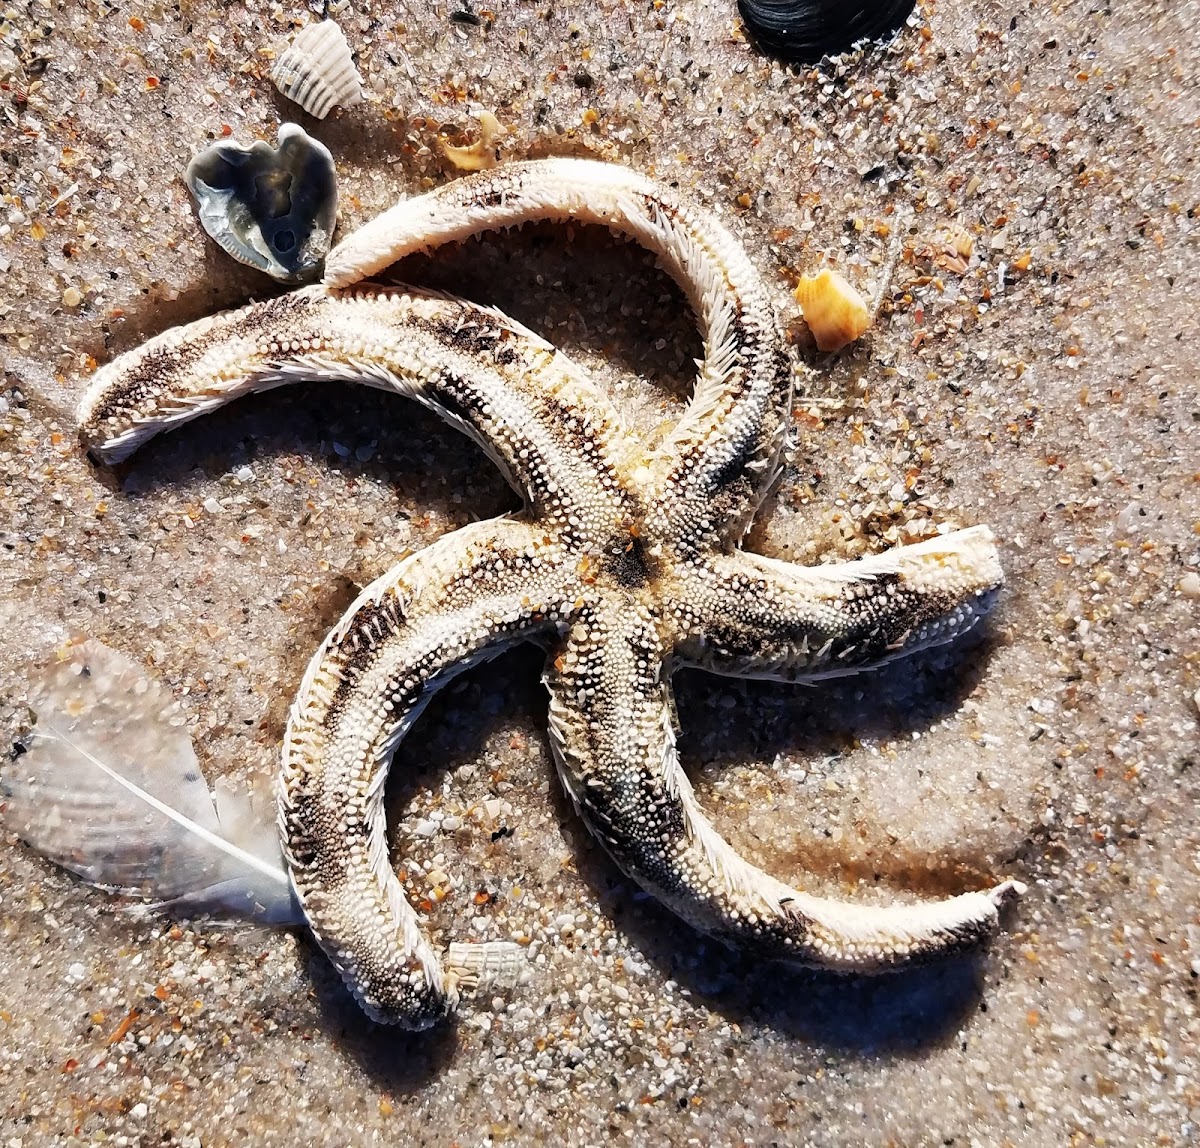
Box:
[184,123,337,283]
[737,0,917,64]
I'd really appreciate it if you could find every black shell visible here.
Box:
[737,0,917,65]
[184,123,337,283]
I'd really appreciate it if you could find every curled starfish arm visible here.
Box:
[78,284,633,536]
[670,526,1004,681]
[324,157,792,545]
[544,595,1021,973]
[282,516,571,1027]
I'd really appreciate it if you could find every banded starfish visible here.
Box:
[79,158,1022,1029]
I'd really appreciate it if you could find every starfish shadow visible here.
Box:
[695,947,990,1055]
[300,944,461,1094]
[601,875,989,1054]
[570,863,993,1054]
[675,625,1002,785]
[548,627,1010,1052]
[556,844,998,1055]
[99,377,517,524]
[316,620,1009,1058]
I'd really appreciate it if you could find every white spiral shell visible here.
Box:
[270,20,363,120]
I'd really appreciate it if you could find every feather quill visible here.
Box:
[2,637,299,924]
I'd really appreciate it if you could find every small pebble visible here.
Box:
[62,286,83,307]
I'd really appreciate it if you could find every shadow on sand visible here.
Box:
[288,626,1010,1094]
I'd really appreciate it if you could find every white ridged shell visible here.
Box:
[271,20,363,120]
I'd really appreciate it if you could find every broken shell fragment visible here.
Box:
[439,110,506,172]
[794,269,873,352]
[184,123,338,283]
[737,0,916,65]
[271,19,363,120]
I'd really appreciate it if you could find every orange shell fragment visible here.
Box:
[793,269,872,353]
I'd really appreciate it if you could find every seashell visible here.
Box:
[793,269,873,352]
[943,223,975,260]
[737,0,916,65]
[439,110,506,172]
[271,19,363,120]
[911,224,975,277]
[184,123,338,283]
[934,224,974,275]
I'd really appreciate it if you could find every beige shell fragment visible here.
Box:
[794,269,872,352]
[271,19,363,120]
[943,223,975,259]
[439,111,506,172]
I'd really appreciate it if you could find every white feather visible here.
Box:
[2,638,298,924]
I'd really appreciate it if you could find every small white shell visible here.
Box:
[271,20,363,120]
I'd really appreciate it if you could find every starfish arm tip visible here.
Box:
[990,879,1028,908]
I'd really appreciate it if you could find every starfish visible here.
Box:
[78,158,1023,1029]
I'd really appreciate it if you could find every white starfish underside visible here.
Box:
[78,158,1023,1029]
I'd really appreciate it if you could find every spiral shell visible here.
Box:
[793,269,872,352]
[271,20,363,120]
